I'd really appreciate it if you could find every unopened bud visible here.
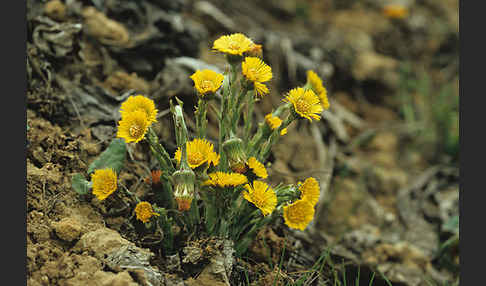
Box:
[172,169,196,211]
[223,137,247,173]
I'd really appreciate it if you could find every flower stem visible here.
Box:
[147,127,175,174]
[259,111,295,162]
[195,99,208,139]
[243,91,255,143]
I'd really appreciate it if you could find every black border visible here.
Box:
[10,0,27,284]
[460,0,478,285]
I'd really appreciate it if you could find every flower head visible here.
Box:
[135,201,160,223]
[213,33,254,56]
[120,95,158,124]
[190,69,224,96]
[284,87,323,122]
[383,4,408,19]
[264,113,282,130]
[91,168,117,201]
[283,200,315,230]
[174,138,219,169]
[299,177,320,207]
[280,128,288,136]
[243,181,277,216]
[247,157,268,179]
[117,109,150,143]
[242,57,273,97]
[306,70,330,110]
[203,172,248,188]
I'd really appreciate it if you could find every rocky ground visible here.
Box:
[27,0,459,285]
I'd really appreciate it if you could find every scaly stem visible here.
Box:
[259,111,295,162]
[218,67,235,171]
[195,99,208,138]
[243,91,255,144]
[247,103,290,156]
[147,127,175,174]
[157,208,174,254]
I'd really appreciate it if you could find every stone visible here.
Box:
[53,217,83,242]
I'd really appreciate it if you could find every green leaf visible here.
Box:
[72,173,91,195]
[88,138,127,174]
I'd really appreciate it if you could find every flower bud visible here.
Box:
[223,137,247,173]
[172,169,196,211]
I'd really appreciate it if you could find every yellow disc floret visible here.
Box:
[91,168,117,201]
[213,33,254,56]
[242,57,273,97]
[134,201,160,223]
[117,109,150,143]
[174,138,219,169]
[283,200,315,231]
[243,181,277,216]
[264,113,282,130]
[190,69,225,96]
[299,177,320,207]
[306,70,330,110]
[284,87,323,122]
[120,95,158,124]
[203,172,248,188]
[247,157,268,179]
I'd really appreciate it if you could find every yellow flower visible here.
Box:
[120,95,158,124]
[135,201,160,223]
[383,4,408,19]
[247,157,268,179]
[203,172,248,188]
[174,138,219,169]
[213,33,254,56]
[190,69,225,96]
[306,70,330,110]
[264,113,282,130]
[91,168,117,201]
[299,177,320,207]
[280,128,288,136]
[242,57,272,97]
[117,110,150,143]
[284,87,323,122]
[242,181,277,216]
[283,200,315,231]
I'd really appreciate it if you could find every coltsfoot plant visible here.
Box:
[72,33,331,256]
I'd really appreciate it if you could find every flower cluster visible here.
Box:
[80,32,331,257]
[117,95,158,143]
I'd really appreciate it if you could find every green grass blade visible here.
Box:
[368,272,375,286]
